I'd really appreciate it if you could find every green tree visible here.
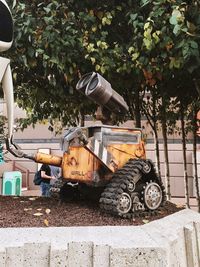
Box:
[129,0,200,204]
[8,0,97,129]
[7,0,200,125]
[7,0,151,129]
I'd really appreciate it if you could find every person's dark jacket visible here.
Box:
[40,164,51,184]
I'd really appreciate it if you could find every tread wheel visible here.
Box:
[142,161,152,174]
[143,182,163,210]
[117,192,132,214]
[127,181,135,193]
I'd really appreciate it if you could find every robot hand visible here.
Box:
[6,136,27,158]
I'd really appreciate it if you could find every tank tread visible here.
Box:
[49,177,66,199]
[99,159,166,218]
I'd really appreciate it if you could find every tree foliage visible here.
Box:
[4,0,200,131]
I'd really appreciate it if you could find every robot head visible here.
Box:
[0,0,13,52]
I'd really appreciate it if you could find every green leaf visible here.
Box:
[173,24,180,35]
[170,10,182,25]
[190,41,198,49]
[169,15,177,25]
[43,7,51,14]
[175,40,185,49]
[130,13,138,21]
[182,44,189,58]
[140,0,150,8]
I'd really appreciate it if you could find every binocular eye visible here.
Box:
[76,72,129,115]
[76,72,96,94]
[0,1,13,50]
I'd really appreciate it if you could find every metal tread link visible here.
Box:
[49,178,66,199]
[99,158,166,218]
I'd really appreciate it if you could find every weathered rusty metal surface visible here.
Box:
[61,129,146,183]
[62,147,103,182]
[106,142,146,171]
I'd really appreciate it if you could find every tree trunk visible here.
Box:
[141,95,161,177]
[134,87,141,128]
[79,110,85,127]
[152,95,161,177]
[192,108,200,212]
[160,95,171,200]
[161,116,171,200]
[180,103,190,209]
[154,127,161,177]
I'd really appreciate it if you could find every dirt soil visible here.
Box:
[0,196,184,228]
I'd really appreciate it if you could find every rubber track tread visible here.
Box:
[99,159,166,218]
[49,178,66,199]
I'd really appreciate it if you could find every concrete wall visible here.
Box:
[0,209,200,266]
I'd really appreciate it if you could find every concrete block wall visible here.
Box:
[0,209,200,266]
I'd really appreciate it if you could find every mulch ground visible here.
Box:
[0,196,184,228]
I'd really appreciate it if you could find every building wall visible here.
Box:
[0,122,199,197]
[0,100,199,196]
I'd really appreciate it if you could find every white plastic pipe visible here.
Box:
[1,0,8,6]
[0,57,14,139]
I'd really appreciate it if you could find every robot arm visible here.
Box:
[0,0,27,158]
[0,57,14,140]
[0,57,27,157]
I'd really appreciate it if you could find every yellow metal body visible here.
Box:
[61,127,146,185]
[62,147,103,183]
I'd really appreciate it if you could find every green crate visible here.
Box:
[2,171,22,196]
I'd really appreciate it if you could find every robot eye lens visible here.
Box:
[87,76,98,92]
[0,1,13,42]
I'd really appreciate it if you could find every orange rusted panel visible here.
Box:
[62,140,146,182]
[106,141,146,170]
[62,146,100,182]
